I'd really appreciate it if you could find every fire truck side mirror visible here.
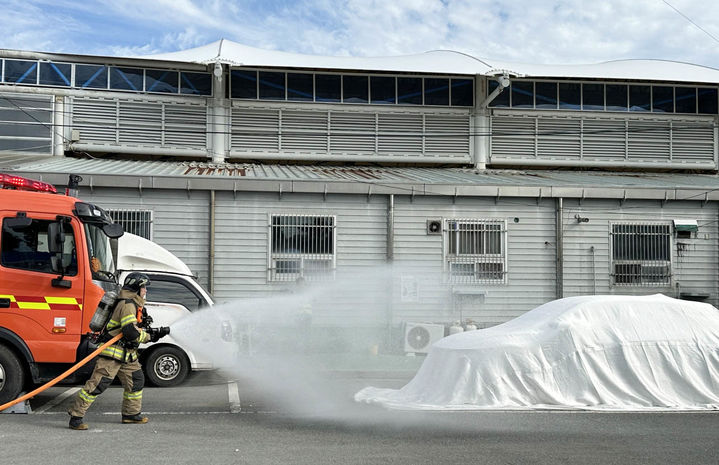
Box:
[47,222,65,254]
[102,223,124,239]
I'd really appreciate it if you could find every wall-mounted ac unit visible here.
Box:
[404,322,445,354]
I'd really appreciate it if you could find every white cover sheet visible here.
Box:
[355,295,719,410]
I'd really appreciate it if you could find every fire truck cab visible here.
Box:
[0,174,123,404]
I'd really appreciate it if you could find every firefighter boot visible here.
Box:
[122,414,148,424]
[69,416,88,430]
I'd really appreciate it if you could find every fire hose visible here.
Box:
[0,333,122,412]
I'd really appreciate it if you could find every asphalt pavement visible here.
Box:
[1,370,718,465]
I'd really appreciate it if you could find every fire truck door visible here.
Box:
[0,215,84,362]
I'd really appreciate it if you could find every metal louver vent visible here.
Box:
[490,110,717,169]
[230,102,471,163]
[71,96,208,150]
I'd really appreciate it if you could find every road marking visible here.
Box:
[33,387,80,414]
[228,381,241,413]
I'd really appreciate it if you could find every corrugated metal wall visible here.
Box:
[73,186,719,325]
[75,187,211,289]
[391,196,557,326]
[562,199,718,306]
[213,191,388,327]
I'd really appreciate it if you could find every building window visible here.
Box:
[611,223,671,286]
[146,69,179,93]
[425,78,449,106]
[39,62,71,87]
[559,83,581,110]
[107,209,153,240]
[450,78,474,106]
[287,73,314,101]
[652,86,674,113]
[180,72,212,96]
[675,87,697,113]
[370,76,395,104]
[511,81,533,108]
[316,74,341,102]
[76,64,108,89]
[110,67,144,91]
[489,79,718,115]
[343,75,368,103]
[4,60,38,84]
[259,71,285,100]
[269,214,336,281]
[444,219,506,284]
[231,70,257,99]
[535,82,557,109]
[398,77,422,105]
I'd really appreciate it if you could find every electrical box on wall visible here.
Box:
[673,219,698,239]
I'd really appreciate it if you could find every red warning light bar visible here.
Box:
[0,173,57,193]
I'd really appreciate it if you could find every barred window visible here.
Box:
[611,223,671,286]
[107,210,153,240]
[445,219,506,284]
[269,214,335,281]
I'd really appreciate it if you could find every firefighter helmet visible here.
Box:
[123,272,150,292]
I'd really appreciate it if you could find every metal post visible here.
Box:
[556,197,564,299]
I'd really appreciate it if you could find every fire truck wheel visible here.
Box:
[0,344,25,405]
[144,346,189,387]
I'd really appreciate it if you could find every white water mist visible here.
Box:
[168,264,438,423]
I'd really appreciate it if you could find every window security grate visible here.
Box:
[611,223,671,286]
[445,219,506,284]
[269,214,336,281]
[108,209,153,240]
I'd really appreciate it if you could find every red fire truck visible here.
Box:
[0,173,123,403]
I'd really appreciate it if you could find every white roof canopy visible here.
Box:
[139,38,719,84]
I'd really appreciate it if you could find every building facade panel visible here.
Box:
[562,199,719,306]
[76,187,211,289]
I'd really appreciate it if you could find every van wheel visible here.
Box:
[144,347,189,387]
[0,344,25,405]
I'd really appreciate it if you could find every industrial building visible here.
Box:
[2,39,719,349]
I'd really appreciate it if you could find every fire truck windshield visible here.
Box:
[84,223,117,282]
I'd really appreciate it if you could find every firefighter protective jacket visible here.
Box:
[100,289,150,362]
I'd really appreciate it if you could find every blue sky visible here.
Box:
[3,0,719,68]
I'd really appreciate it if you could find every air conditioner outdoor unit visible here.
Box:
[403,322,445,354]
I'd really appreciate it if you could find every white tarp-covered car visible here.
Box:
[355,294,719,410]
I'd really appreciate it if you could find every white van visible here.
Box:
[117,233,229,387]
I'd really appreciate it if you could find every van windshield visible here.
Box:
[85,223,117,282]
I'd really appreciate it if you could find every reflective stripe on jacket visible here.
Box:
[100,289,150,363]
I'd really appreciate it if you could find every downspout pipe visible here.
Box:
[556,197,564,299]
[209,190,216,294]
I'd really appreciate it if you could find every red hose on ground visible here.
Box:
[0,333,123,412]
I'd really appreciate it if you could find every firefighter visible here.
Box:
[67,272,169,430]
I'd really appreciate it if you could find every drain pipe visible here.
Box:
[386,194,395,348]
[387,194,394,261]
[556,197,564,299]
[209,190,216,294]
